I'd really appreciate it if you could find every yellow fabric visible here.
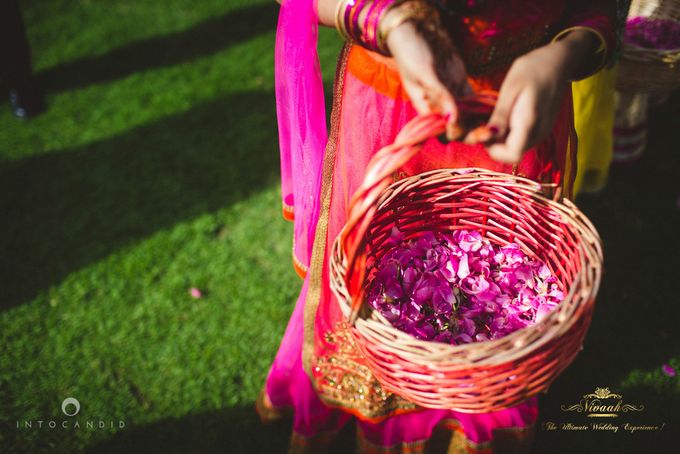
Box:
[571,65,617,195]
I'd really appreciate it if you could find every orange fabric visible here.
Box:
[282,204,295,221]
[346,46,498,100]
[347,46,409,101]
[293,252,308,279]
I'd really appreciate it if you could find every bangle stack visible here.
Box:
[335,0,422,55]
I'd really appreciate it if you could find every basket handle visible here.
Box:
[342,113,449,325]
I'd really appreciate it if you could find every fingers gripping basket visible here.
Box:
[329,114,603,413]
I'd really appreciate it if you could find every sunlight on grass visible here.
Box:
[0,0,344,450]
[1,0,677,452]
[1,186,298,451]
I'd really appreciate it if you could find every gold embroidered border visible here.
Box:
[290,428,343,454]
[379,418,491,454]
[355,417,535,454]
[255,387,292,424]
[300,44,421,421]
[293,251,309,279]
[300,43,431,422]
[313,322,418,421]
[292,237,309,279]
[357,427,428,454]
[281,407,535,454]
[283,202,295,221]
[301,43,352,380]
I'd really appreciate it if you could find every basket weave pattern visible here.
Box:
[617,0,680,93]
[329,115,603,413]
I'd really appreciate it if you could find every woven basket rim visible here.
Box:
[623,42,680,53]
[621,43,680,64]
[331,167,602,367]
[329,113,603,411]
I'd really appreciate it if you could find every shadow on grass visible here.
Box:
[0,90,279,310]
[35,2,278,94]
[86,405,357,454]
[82,388,677,454]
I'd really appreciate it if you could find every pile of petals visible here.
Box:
[365,229,564,345]
[625,17,680,50]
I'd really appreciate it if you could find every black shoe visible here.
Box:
[8,82,46,119]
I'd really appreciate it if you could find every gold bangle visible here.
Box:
[376,2,427,54]
[335,0,353,42]
[552,26,608,80]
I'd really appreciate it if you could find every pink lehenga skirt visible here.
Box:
[257,44,577,454]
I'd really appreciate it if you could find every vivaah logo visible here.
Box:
[560,387,645,418]
[16,397,126,430]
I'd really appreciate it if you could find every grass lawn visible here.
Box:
[0,0,678,452]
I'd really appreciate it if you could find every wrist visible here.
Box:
[380,1,429,55]
[385,17,416,55]
[381,3,412,42]
[551,28,603,81]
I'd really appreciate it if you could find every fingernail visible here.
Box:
[488,125,499,135]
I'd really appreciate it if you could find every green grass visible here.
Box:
[0,0,678,452]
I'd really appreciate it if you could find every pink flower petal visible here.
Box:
[389,227,404,244]
[457,254,470,279]
[189,287,203,299]
[662,364,676,377]
[458,231,483,252]
[366,229,564,345]
[536,304,554,323]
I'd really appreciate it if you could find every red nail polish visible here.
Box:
[488,125,499,135]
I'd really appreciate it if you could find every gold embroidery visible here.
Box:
[292,237,309,279]
[357,425,428,454]
[255,388,292,424]
[290,429,342,454]
[312,322,418,420]
[302,42,417,420]
[302,43,352,380]
[354,416,535,454]
[301,44,417,421]
[282,202,295,221]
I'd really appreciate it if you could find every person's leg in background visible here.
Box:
[0,0,46,118]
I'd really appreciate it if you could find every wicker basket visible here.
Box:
[329,114,603,413]
[616,0,680,93]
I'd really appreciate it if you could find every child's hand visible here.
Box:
[387,20,471,140]
[482,30,598,164]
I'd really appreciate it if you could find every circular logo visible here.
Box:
[61,397,80,417]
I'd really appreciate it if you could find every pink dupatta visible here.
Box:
[276,0,327,275]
